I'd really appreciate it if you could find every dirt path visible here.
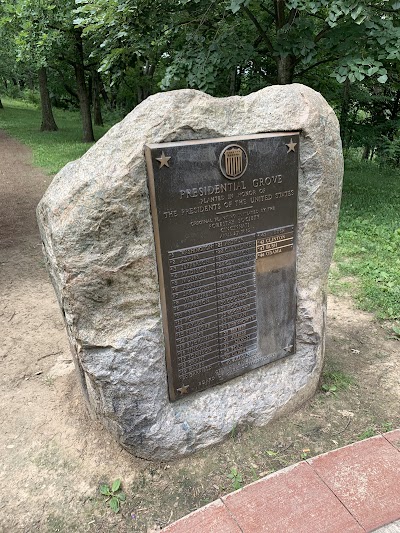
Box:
[0,130,399,532]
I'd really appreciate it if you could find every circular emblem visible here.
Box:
[219,144,248,180]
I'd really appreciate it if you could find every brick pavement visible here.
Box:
[164,430,400,533]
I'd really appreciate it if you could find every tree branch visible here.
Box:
[260,1,275,18]
[295,56,337,77]
[304,10,326,21]
[63,84,78,100]
[314,24,331,43]
[254,35,264,48]
[366,4,397,13]
[47,23,73,34]
[243,6,274,54]
[275,0,286,29]
[57,56,76,68]
[287,8,298,26]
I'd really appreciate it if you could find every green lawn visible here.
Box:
[1,98,399,320]
[333,159,400,320]
[0,97,111,174]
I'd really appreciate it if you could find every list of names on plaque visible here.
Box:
[145,133,299,401]
[168,234,259,388]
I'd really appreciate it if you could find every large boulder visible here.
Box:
[37,84,343,460]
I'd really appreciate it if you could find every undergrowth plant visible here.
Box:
[227,467,243,491]
[321,369,355,394]
[100,479,126,513]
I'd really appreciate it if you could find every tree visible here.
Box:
[2,0,100,141]
[157,0,400,91]
[38,65,58,130]
[2,0,60,130]
[74,0,176,109]
[72,0,400,155]
[71,27,95,141]
[0,9,23,109]
[1,0,399,156]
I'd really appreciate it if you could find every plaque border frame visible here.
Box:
[145,131,300,401]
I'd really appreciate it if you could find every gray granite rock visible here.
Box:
[37,84,343,460]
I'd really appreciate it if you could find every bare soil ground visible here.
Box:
[0,130,399,532]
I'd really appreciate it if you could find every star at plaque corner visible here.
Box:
[156,151,171,168]
[177,384,190,395]
[286,139,297,153]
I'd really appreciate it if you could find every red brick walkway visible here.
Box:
[164,430,400,533]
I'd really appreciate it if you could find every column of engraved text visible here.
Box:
[168,244,219,383]
[215,234,257,378]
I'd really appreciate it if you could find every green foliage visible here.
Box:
[0,98,109,173]
[357,427,376,440]
[335,159,400,319]
[265,450,278,457]
[230,424,238,439]
[321,370,355,394]
[2,0,400,144]
[21,89,40,105]
[74,0,171,105]
[99,478,126,513]
[227,467,243,490]
[382,421,393,432]
[74,0,387,96]
[376,136,400,168]
[1,0,66,69]
[391,325,400,340]
[284,0,400,83]
[357,421,394,440]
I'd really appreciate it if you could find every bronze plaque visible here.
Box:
[145,133,299,401]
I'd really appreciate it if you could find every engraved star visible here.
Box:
[177,384,190,395]
[156,151,171,168]
[286,139,297,153]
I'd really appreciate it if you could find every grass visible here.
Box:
[321,368,355,395]
[1,98,399,320]
[0,97,112,174]
[333,158,400,320]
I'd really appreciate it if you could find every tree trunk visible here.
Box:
[277,55,295,84]
[390,89,400,120]
[340,79,351,149]
[38,67,58,132]
[388,89,400,141]
[100,81,109,107]
[137,86,149,104]
[74,30,95,143]
[362,145,370,160]
[75,63,94,142]
[228,67,242,95]
[236,67,243,94]
[136,59,155,104]
[92,70,103,126]
[0,98,3,110]
[230,68,237,96]
[28,75,35,90]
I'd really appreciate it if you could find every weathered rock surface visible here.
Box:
[37,85,343,460]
